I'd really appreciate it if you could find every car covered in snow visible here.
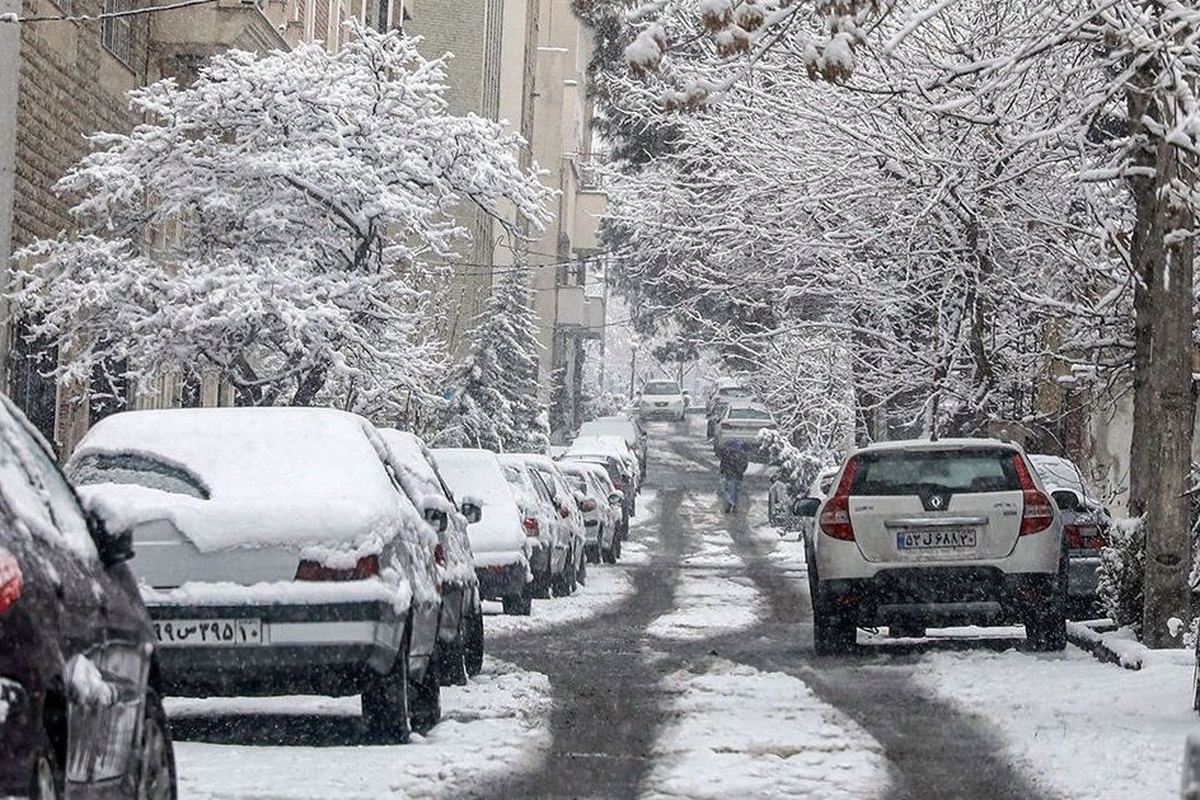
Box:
[377,429,484,684]
[557,460,624,563]
[517,453,587,596]
[496,453,571,601]
[577,415,648,481]
[430,448,534,616]
[810,438,1067,654]
[1027,453,1112,616]
[0,394,178,799]
[636,379,687,421]
[67,407,442,741]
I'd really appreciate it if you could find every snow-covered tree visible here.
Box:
[8,23,552,414]
[431,267,549,453]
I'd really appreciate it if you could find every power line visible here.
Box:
[3,0,221,24]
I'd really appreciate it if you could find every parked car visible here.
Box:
[712,400,778,461]
[558,460,624,563]
[564,435,641,517]
[1028,453,1112,617]
[706,398,732,440]
[705,377,755,415]
[68,407,443,741]
[809,438,1067,654]
[430,448,534,617]
[513,454,587,597]
[0,394,178,800]
[377,429,484,684]
[636,379,687,421]
[496,454,570,600]
[577,415,648,481]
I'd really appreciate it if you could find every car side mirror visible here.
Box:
[792,497,821,517]
[460,501,483,524]
[1051,490,1082,512]
[90,512,135,567]
[424,507,449,533]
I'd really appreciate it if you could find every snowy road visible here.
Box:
[164,417,1196,799]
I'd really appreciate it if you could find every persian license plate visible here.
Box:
[153,618,264,647]
[896,529,977,550]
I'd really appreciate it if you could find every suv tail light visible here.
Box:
[557,504,571,519]
[0,548,22,616]
[523,518,539,537]
[295,555,380,581]
[434,543,445,566]
[1012,455,1054,536]
[819,458,859,541]
[579,498,597,512]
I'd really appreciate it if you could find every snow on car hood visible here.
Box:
[69,407,431,565]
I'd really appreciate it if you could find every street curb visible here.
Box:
[1066,620,1148,670]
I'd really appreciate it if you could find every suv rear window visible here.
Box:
[849,448,1021,496]
[643,382,681,395]
[727,407,772,420]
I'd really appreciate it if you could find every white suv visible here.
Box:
[809,438,1066,655]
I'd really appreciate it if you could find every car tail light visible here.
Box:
[819,459,858,541]
[1064,522,1106,550]
[0,548,22,617]
[434,544,445,566]
[295,555,380,581]
[523,518,539,537]
[579,498,597,512]
[557,504,570,519]
[1012,455,1054,536]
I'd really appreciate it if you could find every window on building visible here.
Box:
[101,0,132,66]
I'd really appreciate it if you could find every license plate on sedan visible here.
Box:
[896,529,977,550]
[153,618,264,647]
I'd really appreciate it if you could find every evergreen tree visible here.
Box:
[434,268,548,453]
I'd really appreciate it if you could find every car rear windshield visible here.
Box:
[727,407,773,420]
[848,448,1021,496]
[69,452,211,499]
[643,382,681,395]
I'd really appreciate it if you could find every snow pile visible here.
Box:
[169,659,552,799]
[644,659,891,799]
[484,565,635,636]
[912,647,1198,800]
[647,570,762,640]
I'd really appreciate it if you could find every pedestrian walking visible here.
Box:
[717,439,750,513]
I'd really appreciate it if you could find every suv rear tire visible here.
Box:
[1025,557,1068,652]
[813,598,856,656]
[362,645,412,743]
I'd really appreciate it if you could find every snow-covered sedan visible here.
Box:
[496,453,569,601]
[519,454,587,596]
[431,448,534,616]
[712,400,778,461]
[377,429,484,684]
[557,460,624,564]
[810,439,1067,654]
[67,407,443,741]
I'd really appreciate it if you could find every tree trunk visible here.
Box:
[1126,61,1195,649]
[291,365,328,407]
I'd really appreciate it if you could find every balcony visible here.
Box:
[556,286,605,339]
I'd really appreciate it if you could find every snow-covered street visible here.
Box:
[158,419,1198,799]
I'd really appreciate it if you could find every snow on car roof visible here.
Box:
[1027,454,1087,495]
[69,407,428,558]
[851,437,1018,456]
[566,435,633,458]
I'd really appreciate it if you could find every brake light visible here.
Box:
[579,498,597,512]
[0,548,22,616]
[1012,455,1054,536]
[558,504,570,519]
[819,459,858,541]
[523,518,539,537]
[612,478,626,490]
[1064,523,1106,550]
[434,543,445,566]
[294,555,380,581]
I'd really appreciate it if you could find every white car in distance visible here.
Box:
[637,379,687,421]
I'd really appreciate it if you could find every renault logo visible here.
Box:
[929,494,945,510]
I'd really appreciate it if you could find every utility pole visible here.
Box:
[0,6,19,389]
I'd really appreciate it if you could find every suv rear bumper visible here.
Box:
[819,566,1060,627]
[476,562,527,601]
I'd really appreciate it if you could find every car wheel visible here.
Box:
[501,584,533,616]
[464,610,485,677]
[135,689,177,800]
[408,657,442,735]
[601,544,616,564]
[435,626,468,687]
[1025,554,1068,652]
[531,571,552,600]
[585,543,600,564]
[888,622,926,639]
[361,642,412,743]
[813,599,856,656]
[577,553,587,586]
[29,730,63,800]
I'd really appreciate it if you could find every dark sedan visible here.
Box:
[0,394,176,799]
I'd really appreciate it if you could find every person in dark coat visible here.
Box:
[717,439,750,513]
